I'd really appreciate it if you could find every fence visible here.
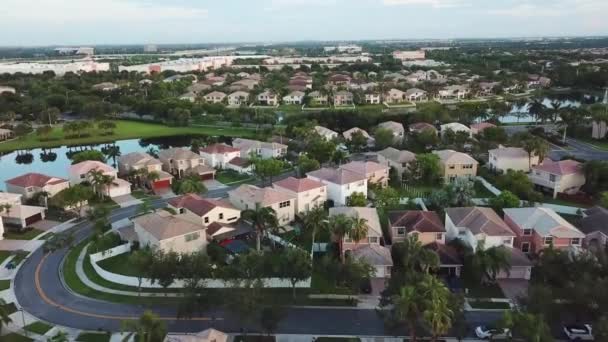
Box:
[88,243,311,289]
[475,176,502,196]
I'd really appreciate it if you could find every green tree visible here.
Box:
[347,130,368,152]
[36,125,53,140]
[501,310,553,342]
[374,127,396,149]
[98,120,117,135]
[346,191,367,207]
[329,214,353,262]
[488,190,520,213]
[391,286,424,342]
[404,153,442,185]
[173,174,207,195]
[129,249,153,296]
[0,298,13,334]
[254,158,284,186]
[373,186,400,211]
[121,311,167,342]
[421,275,454,342]
[297,154,320,176]
[301,205,328,246]
[87,168,114,199]
[496,170,542,202]
[308,139,337,164]
[71,150,106,164]
[282,248,312,298]
[463,240,511,285]
[241,204,279,251]
[149,250,179,294]
[51,184,93,217]
[601,192,608,208]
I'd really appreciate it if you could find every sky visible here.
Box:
[0,0,607,46]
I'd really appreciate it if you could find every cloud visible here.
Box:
[489,0,608,18]
[383,0,469,8]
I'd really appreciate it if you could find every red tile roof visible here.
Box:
[6,173,67,188]
[273,177,325,193]
[169,194,236,217]
[388,210,445,233]
[200,143,240,154]
[227,157,251,167]
[532,159,582,176]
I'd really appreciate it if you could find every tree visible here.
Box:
[374,127,396,149]
[501,310,553,342]
[391,286,424,342]
[463,240,511,285]
[346,192,367,207]
[173,174,206,195]
[149,250,179,293]
[253,158,284,186]
[392,235,439,275]
[51,184,93,217]
[350,216,370,247]
[129,249,153,296]
[121,311,167,342]
[421,275,453,342]
[282,248,312,298]
[301,205,328,246]
[241,204,279,251]
[260,305,284,336]
[496,170,542,202]
[297,154,320,176]
[329,214,353,262]
[308,139,337,164]
[488,190,520,213]
[429,179,475,208]
[137,201,153,215]
[36,125,53,140]
[48,330,69,342]
[98,120,117,135]
[71,150,106,164]
[373,186,400,211]
[0,298,13,334]
[403,153,442,185]
[88,169,114,199]
[347,130,368,152]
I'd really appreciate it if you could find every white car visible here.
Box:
[475,326,511,340]
[563,324,594,341]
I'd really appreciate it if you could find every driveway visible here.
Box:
[204,179,228,191]
[111,194,143,208]
[497,279,529,304]
[29,220,61,232]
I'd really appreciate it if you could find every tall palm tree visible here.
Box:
[175,175,206,195]
[392,286,423,342]
[121,310,167,342]
[533,137,550,164]
[527,98,546,123]
[329,214,353,262]
[423,298,453,342]
[301,205,328,247]
[0,298,13,334]
[468,241,511,284]
[241,204,279,251]
[349,216,369,247]
[87,168,114,199]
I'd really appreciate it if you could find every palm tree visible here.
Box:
[0,298,13,334]
[175,175,206,195]
[527,98,546,123]
[350,216,369,247]
[423,298,453,342]
[301,205,328,247]
[241,204,279,251]
[121,310,167,342]
[467,241,511,284]
[329,214,353,262]
[392,286,423,342]
[533,137,550,164]
[147,171,160,188]
[87,168,114,199]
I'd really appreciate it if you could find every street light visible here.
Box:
[18,308,27,337]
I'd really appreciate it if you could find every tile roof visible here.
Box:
[470,122,496,132]
[342,127,372,140]
[273,177,325,193]
[118,152,161,168]
[169,194,237,217]
[351,244,393,266]
[377,147,416,164]
[409,122,437,133]
[329,207,383,237]
[307,167,366,185]
[433,150,478,165]
[158,148,201,161]
[199,143,240,154]
[340,161,389,176]
[227,157,251,167]
[232,138,287,151]
[532,159,582,176]
[489,146,529,159]
[388,210,445,233]
[5,173,67,188]
[229,184,295,206]
[70,161,115,175]
[134,212,204,241]
[446,207,515,237]
[424,242,463,265]
[503,207,584,238]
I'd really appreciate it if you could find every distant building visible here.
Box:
[392,50,426,61]
[144,44,158,53]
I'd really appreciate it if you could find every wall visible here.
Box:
[475,176,502,196]
[89,243,311,289]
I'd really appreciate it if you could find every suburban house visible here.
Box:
[314,126,339,141]
[527,74,551,89]
[203,91,226,104]
[365,93,381,104]
[164,328,228,342]
[228,184,296,224]
[504,207,585,254]
[327,74,352,87]
[478,81,500,96]
[230,79,259,90]
[470,122,496,135]
[69,160,132,198]
[118,152,173,191]
[388,210,445,244]
[529,159,585,198]
[231,138,287,159]
[404,88,428,102]
[440,122,471,137]
[329,206,392,278]
[308,91,329,106]
[333,91,354,106]
[0,128,14,141]
[444,207,531,280]
[340,161,390,188]
[273,177,327,214]
[179,92,197,102]
[342,127,374,145]
[187,82,211,95]
[384,88,406,104]
[437,85,470,100]
[376,147,416,180]
[283,91,305,105]
[133,210,207,254]
[424,242,463,277]
[5,173,69,199]
[433,150,479,182]
[307,168,367,206]
[158,148,216,180]
[580,206,608,250]
[257,90,278,106]
[0,192,46,230]
[199,143,241,169]
[377,121,405,141]
[227,91,249,107]
[168,194,241,228]
[489,146,539,173]
[409,122,437,135]
[226,157,253,175]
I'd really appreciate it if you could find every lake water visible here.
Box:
[499,94,600,123]
[0,135,229,191]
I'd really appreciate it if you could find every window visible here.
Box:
[436,233,443,240]
[219,213,224,220]
[462,164,473,169]
[549,174,556,182]
[368,237,378,244]
[523,229,532,236]
[396,228,406,236]
[179,208,185,214]
[503,238,513,245]
[279,201,291,208]
[521,242,531,253]
[571,238,581,246]
[449,165,455,169]
[544,236,553,245]
[80,174,86,179]
[204,217,209,224]
[184,232,200,242]
[26,187,33,192]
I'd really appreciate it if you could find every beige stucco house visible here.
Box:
[488,146,539,173]
[231,138,287,160]
[118,152,173,191]
[133,210,207,254]
[69,160,132,198]
[388,210,445,245]
[340,161,390,188]
[306,168,367,206]
[228,184,296,224]
[158,148,215,180]
[529,159,586,198]
[168,194,241,228]
[273,177,327,215]
[5,173,69,199]
[376,147,416,181]
[433,150,478,183]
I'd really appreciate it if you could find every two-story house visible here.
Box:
[203,91,226,104]
[307,168,367,206]
[227,91,249,107]
[404,88,428,102]
[168,194,241,228]
[273,177,327,214]
[308,91,329,106]
[158,148,216,180]
[489,146,539,173]
[388,210,445,244]
[333,91,354,106]
[340,161,390,188]
[199,143,241,169]
[503,207,585,254]
[384,89,406,104]
[433,150,478,183]
[133,210,207,254]
[5,173,69,199]
[69,160,132,198]
[377,121,405,142]
[365,93,381,104]
[376,147,416,181]
[228,184,296,224]
[529,159,585,199]
[231,138,287,160]
[0,192,46,231]
[118,152,173,191]
[440,122,471,137]
[283,91,305,105]
[257,90,278,106]
[330,206,392,278]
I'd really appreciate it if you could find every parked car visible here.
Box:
[359,277,372,294]
[563,324,594,341]
[475,326,511,340]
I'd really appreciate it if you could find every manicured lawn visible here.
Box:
[398,184,441,198]
[466,282,506,299]
[576,137,608,151]
[469,300,511,309]
[3,228,45,240]
[23,321,53,335]
[0,279,11,291]
[541,196,591,208]
[96,252,141,277]
[131,190,161,202]
[0,120,259,153]
[0,250,11,265]
[215,170,254,185]
[76,332,112,342]
[474,180,497,198]
[3,333,34,342]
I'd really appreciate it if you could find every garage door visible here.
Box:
[498,267,531,280]
[109,186,131,198]
[200,173,214,181]
[153,179,171,190]
[25,213,42,226]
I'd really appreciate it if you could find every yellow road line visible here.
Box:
[35,254,221,321]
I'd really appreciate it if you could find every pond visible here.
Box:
[499,95,598,123]
[0,135,232,191]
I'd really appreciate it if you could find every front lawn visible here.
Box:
[0,250,11,265]
[398,184,441,198]
[215,170,254,185]
[23,321,53,335]
[76,332,112,342]
[3,228,45,240]
[0,279,11,291]
[3,333,34,342]
[473,180,497,198]
[96,252,141,277]
[466,282,506,299]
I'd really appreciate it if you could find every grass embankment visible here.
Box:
[3,333,34,342]
[215,170,254,185]
[3,228,45,240]
[23,321,53,335]
[76,332,112,342]
[0,279,11,291]
[0,120,259,153]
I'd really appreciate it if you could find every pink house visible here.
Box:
[503,207,585,254]
[529,159,586,198]
[470,122,496,135]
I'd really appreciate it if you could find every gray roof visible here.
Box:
[378,147,416,164]
[446,207,515,237]
[503,207,584,238]
[581,206,608,235]
[351,244,393,266]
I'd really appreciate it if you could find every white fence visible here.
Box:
[88,243,311,289]
[475,176,502,196]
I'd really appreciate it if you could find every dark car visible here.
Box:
[359,278,372,294]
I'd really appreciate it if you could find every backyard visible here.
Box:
[215,170,254,185]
